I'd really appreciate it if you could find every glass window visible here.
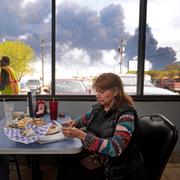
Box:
[56,0,140,95]
[145,0,180,95]
[1,0,178,97]
[0,0,51,95]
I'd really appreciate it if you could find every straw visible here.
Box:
[3,98,6,105]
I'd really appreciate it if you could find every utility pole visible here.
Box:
[118,39,126,74]
[40,39,45,86]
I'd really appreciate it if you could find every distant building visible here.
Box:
[128,58,152,71]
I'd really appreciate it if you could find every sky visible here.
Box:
[147,0,180,55]
[0,0,180,82]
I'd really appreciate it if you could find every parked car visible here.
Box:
[26,79,41,94]
[86,74,177,95]
[120,75,178,95]
[55,79,91,95]
[154,78,180,93]
[19,82,28,94]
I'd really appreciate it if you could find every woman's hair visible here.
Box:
[93,73,134,107]
[1,56,10,66]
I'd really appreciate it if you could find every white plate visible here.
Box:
[37,130,66,144]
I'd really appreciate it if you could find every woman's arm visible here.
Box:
[74,110,92,128]
[83,111,135,157]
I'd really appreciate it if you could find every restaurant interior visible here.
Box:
[0,0,180,180]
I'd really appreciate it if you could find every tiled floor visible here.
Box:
[161,163,180,180]
[9,163,180,180]
[9,165,57,180]
[8,153,180,180]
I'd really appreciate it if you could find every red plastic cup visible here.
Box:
[49,101,58,121]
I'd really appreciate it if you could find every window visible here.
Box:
[145,0,180,95]
[0,0,51,95]
[0,0,179,98]
[56,0,140,95]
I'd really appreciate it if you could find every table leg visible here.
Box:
[0,155,9,180]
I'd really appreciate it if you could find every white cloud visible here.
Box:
[58,44,91,67]
[147,0,180,60]
[121,0,139,34]
[22,0,36,8]
[101,50,117,66]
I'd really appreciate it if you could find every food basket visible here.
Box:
[4,121,52,144]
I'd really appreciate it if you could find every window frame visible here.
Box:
[1,0,180,102]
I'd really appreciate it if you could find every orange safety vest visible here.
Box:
[1,66,19,94]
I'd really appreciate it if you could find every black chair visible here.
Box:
[138,114,178,180]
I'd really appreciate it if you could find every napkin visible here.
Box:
[4,123,51,144]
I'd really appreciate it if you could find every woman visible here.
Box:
[0,56,19,95]
[61,73,147,180]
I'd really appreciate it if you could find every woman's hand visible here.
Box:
[62,119,76,127]
[62,127,86,141]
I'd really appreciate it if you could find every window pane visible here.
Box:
[0,0,51,95]
[56,0,139,95]
[145,0,180,95]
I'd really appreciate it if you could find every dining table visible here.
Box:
[0,114,83,180]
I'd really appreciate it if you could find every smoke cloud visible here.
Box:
[0,0,176,70]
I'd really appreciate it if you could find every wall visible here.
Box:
[0,101,180,151]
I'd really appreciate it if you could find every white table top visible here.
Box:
[0,115,83,154]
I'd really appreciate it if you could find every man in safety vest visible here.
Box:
[0,56,19,95]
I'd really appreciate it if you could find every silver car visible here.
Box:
[55,79,90,95]
[120,75,177,95]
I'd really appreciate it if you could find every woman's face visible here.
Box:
[96,89,117,107]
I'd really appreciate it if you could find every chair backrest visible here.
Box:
[138,114,178,180]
